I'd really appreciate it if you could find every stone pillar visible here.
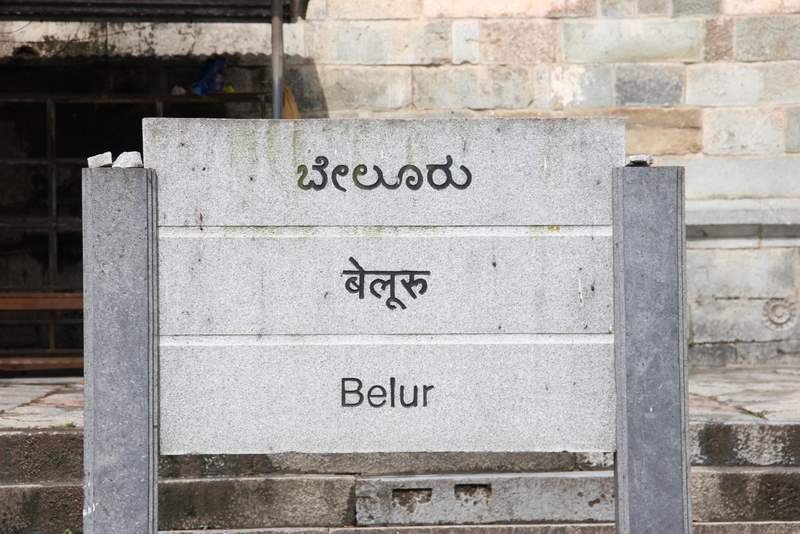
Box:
[613,166,692,534]
[82,168,158,534]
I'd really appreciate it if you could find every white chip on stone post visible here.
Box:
[112,151,144,168]
[87,152,112,168]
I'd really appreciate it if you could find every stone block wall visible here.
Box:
[1,0,798,364]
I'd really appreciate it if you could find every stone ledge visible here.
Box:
[160,525,800,534]
[4,469,800,532]
[687,199,800,227]
[5,419,800,484]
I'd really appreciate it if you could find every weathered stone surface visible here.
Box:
[356,473,615,525]
[687,62,800,106]
[306,21,449,65]
[685,199,800,226]
[687,63,763,106]
[691,366,800,421]
[112,150,143,168]
[87,151,112,167]
[0,430,83,483]
[325,0,423,19]
[657,156,800,199]
[0,482,82,533]
[689,343,738,367]
[693,467,800,522]
[164,530,327,534]
[690,298,799,343]
[534,65,614,109]
[703,108,785,155]
[563,19,705,62]
[736,16,800,61]
[704,18,733,61]
[692,421,800,467]
[355,468,800,524]
[106,22,305,57]
[144,118,624,226]
[451,20,480,65]
[695,523,800,534]
[479,20,559,64]
[723,0,800,14]
[414,66,534,109]
[638,0,671,14]
[615,64,684,106]
[159,233,612,335]
[160,343,615,454]
[319,66,412,111]
[786,107,800,152]
[601,0,637,16]
[577,108,702,154]
[161,524,800,534]
[675,0,721,14]
[3,472,800,534]
[422,0,596,18]
[688,248,798,299]
[159,476,355,529]
[626,125,702,155]
[159,450,613,478]
[338,528,616,534]
[583,107,703,129]
[736,340,800,365]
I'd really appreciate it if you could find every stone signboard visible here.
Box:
[144,118,622,454]
[82,118,690,534]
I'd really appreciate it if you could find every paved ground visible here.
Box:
[1,366,799,429]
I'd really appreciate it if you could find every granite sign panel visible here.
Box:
[143,118,625,455]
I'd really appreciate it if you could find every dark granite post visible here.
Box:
[613,166,692,534]
[82,168,158,533]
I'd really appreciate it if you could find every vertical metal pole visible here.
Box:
[46,99,58,354]
[271,0,284,119]
[613,166,692,534]
[83,168,159,534]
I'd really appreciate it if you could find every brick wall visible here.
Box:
[1,0,798,364]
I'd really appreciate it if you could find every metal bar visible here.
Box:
[0,292,83,311]
[0,0,310,23]
[271,0,284,119]
[83,167,158,534]
[45,99,58,352]
[45,99,57,291]
[0,93,269,104]
[613,166,692,534]
[0,356,84,372]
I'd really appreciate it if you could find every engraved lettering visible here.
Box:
[398,164,423,190]
[341,378,364,407]
[341,377,435,409]
[352,164,381,190]
[331,164,349,192]
[426,155,454,190]
[296,156,472,191]
[341,257,430,310]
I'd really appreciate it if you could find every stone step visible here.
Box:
[356,468,800,525]
[3,421,800,485]
[160,525,800,534]
[3,468,800,532]
[0,476,355,533]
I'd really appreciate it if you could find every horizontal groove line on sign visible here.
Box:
[158,225,613,238]
[159,333,614,347]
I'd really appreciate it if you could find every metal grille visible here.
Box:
[0,92,270,373]
[0,0,308,22]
